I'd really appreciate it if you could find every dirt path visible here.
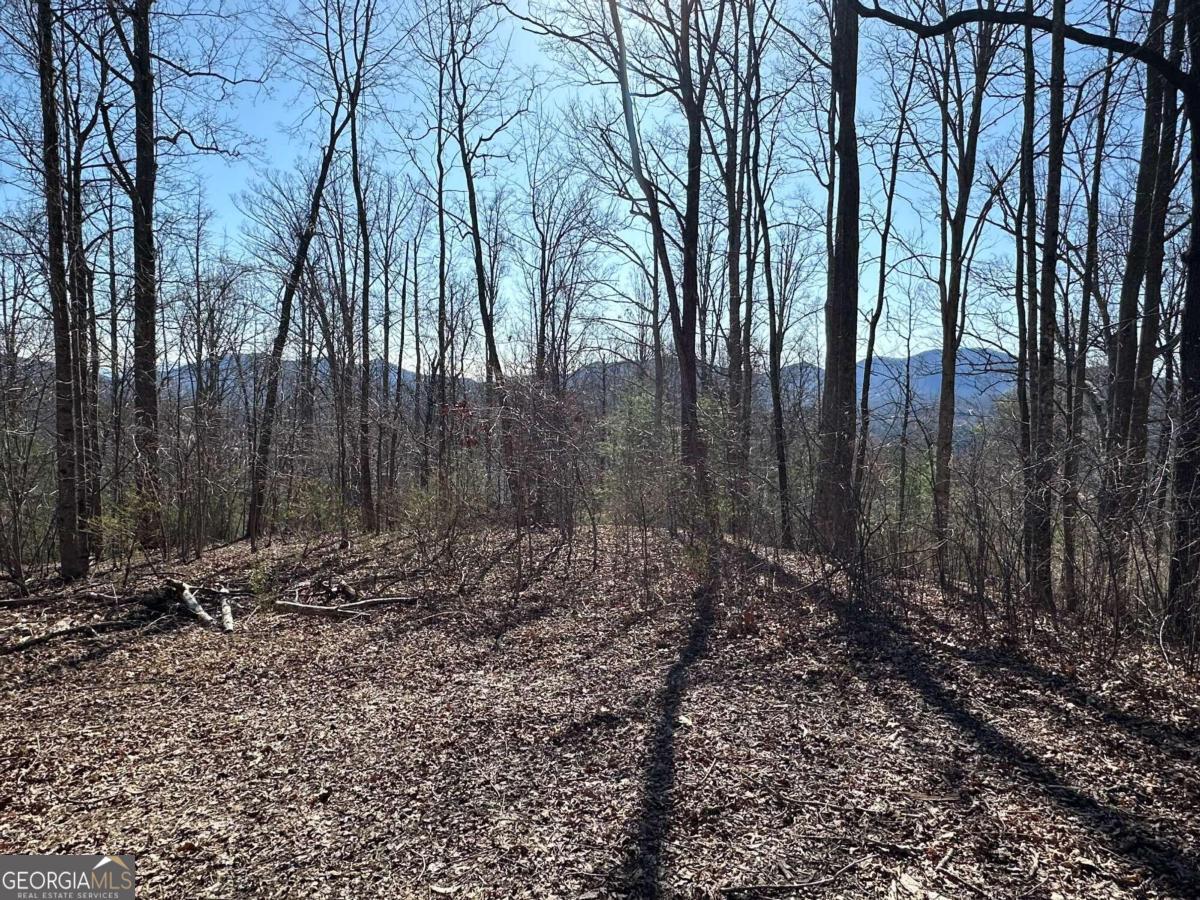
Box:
[1,533,1198,898]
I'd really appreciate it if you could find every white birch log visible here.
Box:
[168,579,214,626]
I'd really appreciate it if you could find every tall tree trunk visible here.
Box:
[717,6,748,534]
[455,128,502,389]
[60,54,100,560]
[754,133,792,550]
[740,144,754,530]
[387,241,408,495]
[676,0,714,534]
[1029,0,1066,619]
[1109,0,1169,448]
[1131,12,1183,482]
[898,316,914,559]
[1167,0,1200,639]
[350,111,377,532]
[107,192,122,512]
[37,0,86,579]
[1014,176,1033,589]
[651,250,665,434]
[746,7,789,548]
[129,0,160,543]
[379,222,391,499]
[1104,0,1170,598]
[1019,9,1043,614]
[814,0,859,557]
[416,240,430,487]
[606,0,712,536]
[435,69,450,494]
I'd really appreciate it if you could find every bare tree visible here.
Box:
[246,0,379,545]
[813,0,860,557]
[35,0,87,577]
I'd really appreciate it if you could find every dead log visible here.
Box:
[181,585,215,626]
[165,579,215,626]
[217,587,235,632]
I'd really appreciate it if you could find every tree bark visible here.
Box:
[1027,0,1066,619]
[752,114,792,549]
[37,0,87,579]
[129,0,160,542]
[349,107,377,532]
[814,0,860,558]
[1167,0,1200,639]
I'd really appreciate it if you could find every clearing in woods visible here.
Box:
[1,529,1198,898]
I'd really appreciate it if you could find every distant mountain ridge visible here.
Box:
[775,346,1016,419]
[159,346,1018,422]
[860,346,1015,416]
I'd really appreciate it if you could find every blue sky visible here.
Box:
[2,0,1112,371]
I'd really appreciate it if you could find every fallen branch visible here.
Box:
[273,599,363,619]
[0,596,42,609]
[78,590,122,604]
[195,584,252,599]
[0,619,143,655]
[273,590,419,620]
[337,596,418,611]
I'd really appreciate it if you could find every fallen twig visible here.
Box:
[720,854,873,895]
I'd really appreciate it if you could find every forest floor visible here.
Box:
[1,527,1199,899]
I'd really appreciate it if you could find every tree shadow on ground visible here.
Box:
[868,582,1200,760]
[610,579,716,897]
[949,642,1200,760]
[744,550,1200,896]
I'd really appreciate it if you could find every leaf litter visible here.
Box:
[0,530,1198,898]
